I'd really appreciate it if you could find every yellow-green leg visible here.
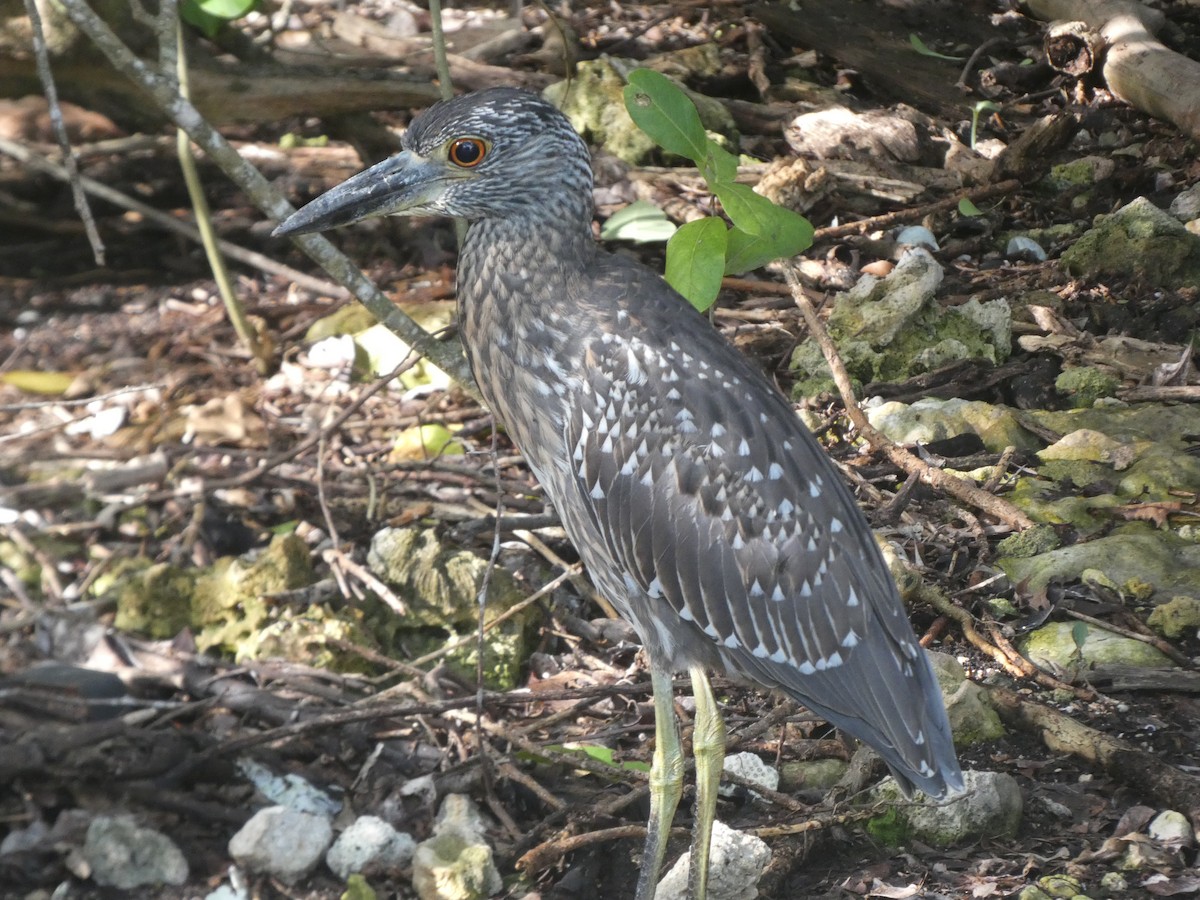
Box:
[634,666,684,900]
[688,665,726,900]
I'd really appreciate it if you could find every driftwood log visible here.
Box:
[1028,0,1200,143]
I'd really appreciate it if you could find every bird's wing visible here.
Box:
[560,290,952,792]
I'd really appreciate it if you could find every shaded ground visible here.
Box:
[1,0,1199,897]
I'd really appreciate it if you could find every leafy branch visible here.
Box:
[622,69,814,311]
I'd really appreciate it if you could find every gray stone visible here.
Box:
[871,770,1022,847]
[228,805,332,884]
[927,652,1005,746]
[83,815,188,889]
[327,815,416,879]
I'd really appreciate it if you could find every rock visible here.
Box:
[869,770,1022,847]
[866,398,1038,453]
[927,652,1005,746]
[327,815,416,879]
[720,751,780,799]
[995,525,1061,559]
[412,794,501,900]
[1043,155,1114,191]
[1148,810,1193,849]
[656,820,771,900]
[83,815,188,889]
[1035,873,1083,897]
[1100,871,1129,892]
[895,225,939,251]
[236,759,340,818]
[999,532,1200,606]
[1054,367,1121,408]
[368,527,533,689]
[791,249,1012,394]
[1169,183,1200,221]
[1018,621,1173,670]
[545,54,736,166]
[1061,196,1200,289]
[778,758,848,793]
[228,806,333,884]
[1147,596,1200,639]
[0,818,48,854]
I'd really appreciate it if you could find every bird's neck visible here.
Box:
[456,213,597,452]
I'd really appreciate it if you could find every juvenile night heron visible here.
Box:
[275,87,963,899]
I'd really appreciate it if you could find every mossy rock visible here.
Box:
[1061,196,1200,288]
[545,56,737,166]
[790,249,1011,396]
[1018,620,1173,670]
[368,527,537,689]
[115,562,198,638]
[1147,595,1200,639]
[1000,531,1200,605]
[866,398,1039,454]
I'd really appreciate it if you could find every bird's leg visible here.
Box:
[634,666,684,900]
[687,665,726,900]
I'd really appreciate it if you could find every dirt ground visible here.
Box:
[1,0,1199,897]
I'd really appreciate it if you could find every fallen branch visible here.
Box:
[782,266,1036,532]
[988,684,1200,823]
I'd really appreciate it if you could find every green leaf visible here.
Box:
[623,69,709,163]
[1071,622,1089,652]
[181,0,257,37]
[713,182,775,235]
[701,143,740,186]
[908,33,965,61]
[958,198,984,217]
[192,0,257,19]
[600,200,678,244]
[714,184,814,275]
[664,218,729,312]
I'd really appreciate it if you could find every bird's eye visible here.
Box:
[448,137,488,168]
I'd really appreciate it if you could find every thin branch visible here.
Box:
[22,0,105,264]
[0,137,348,299]
[782,265,1036,532]
[55,0,477,391]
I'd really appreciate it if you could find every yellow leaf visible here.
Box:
[0,370,77,395]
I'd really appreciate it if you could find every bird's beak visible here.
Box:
[273,150,452,237]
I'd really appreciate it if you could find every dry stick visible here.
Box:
[55,0,476,389]
[783,266,1036,532]
[0,138,348,300]
[22,0,104,264]
[920,583,1094,700]
[988,683,1200,824]
[810,179,1021,242]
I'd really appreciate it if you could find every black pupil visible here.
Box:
[454,140,482,164]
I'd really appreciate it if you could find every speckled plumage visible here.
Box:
[276,87,962,804]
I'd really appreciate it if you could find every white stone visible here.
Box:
[1148,810,1194,848]
[720,752,780,799]
[84,816,188,890]
[656,820,771,900]
[228,805,332,884]
[412,794,502,900]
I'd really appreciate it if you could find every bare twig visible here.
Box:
[54,0,476,389]
[22,0,104,264]
[783,265,1036,532]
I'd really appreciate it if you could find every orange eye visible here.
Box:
[449,138,488,168]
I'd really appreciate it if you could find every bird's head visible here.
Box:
[273,87,593,237]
